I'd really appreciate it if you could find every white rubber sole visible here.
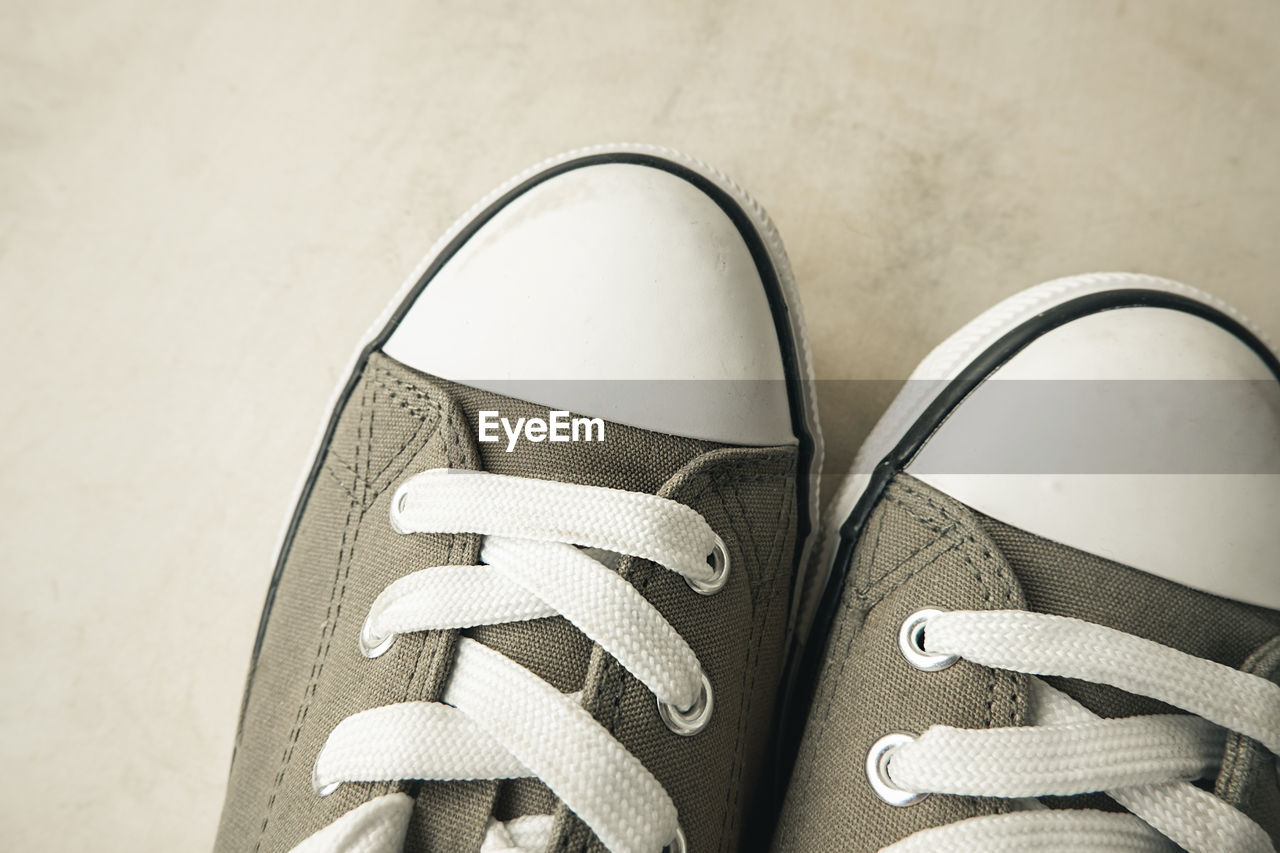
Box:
[269,143,826,649]
[800,271,1272,644]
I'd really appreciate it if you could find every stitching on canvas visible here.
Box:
[257,371,373,846]
[365,368,442,487]
[321,463,364,506]
[790,478,1016,837]
[547,449,796,853]
[257,367,449,845]
[1216,634,1280,805]
[720,477,792,848]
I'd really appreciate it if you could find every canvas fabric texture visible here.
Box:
[772,472,1280,851]
[770,474,1031,852]
[977,509,1280,836]
[215,351,801,853]
[1218,636,1280,840]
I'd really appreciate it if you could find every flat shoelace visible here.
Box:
[295,469,723,853]
[879,609,1280,853]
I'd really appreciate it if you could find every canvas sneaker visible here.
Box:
[214,145,823,853]
[771,274,1280,852]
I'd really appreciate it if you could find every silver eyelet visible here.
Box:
[388,485,411,534]
[658,670,714,736]
[685,534,729,595]
[665,825,687,853]
[313,763,341,797]
[898,608,958,672]
[866,733,927,807]
[359,614,397,659]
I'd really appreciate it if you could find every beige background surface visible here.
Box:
[2,2,1278,850]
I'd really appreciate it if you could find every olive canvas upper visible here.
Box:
[772,472,1280,851]
[216,353,802,852]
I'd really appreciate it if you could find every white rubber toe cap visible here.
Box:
[909,303,1280,610]
[381,161,795,446]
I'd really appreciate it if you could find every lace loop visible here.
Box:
[305,470,723,853]
[881,609,1279,853]
[924,610,1280,755]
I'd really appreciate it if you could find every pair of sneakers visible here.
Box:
[214,145,1280,853]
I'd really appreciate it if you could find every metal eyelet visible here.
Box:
[685,534,729,595]
[388,484,411,534]
[313,763,341,797]
[665,825,687,853]
[898,609,958,672]
[866,733,927,807]
[658,670,714,736]
[359,614,397,659]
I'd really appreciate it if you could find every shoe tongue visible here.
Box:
[974,511,1280,832]
[421,373,722,821]
[975,512,1280,701]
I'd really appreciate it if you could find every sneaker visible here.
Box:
[772,274,1280,852]
[214,145,823,853]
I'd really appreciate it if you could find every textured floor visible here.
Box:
[2,2,1278,850]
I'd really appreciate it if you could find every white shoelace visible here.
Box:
[294,468,727,853]
[877,609,1280,853]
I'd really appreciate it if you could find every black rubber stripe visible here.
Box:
[241,152,817,704]
[775,287,1280,789]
